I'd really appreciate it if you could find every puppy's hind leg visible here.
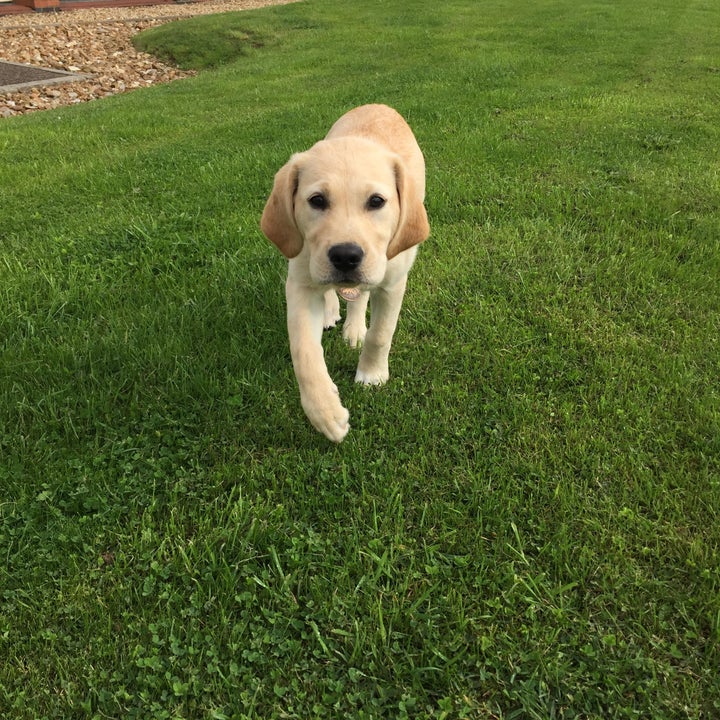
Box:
[323,289,341,329]
[342,291,369,348]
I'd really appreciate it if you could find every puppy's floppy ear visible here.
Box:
[261,155,304,259]
[387,157,430,260]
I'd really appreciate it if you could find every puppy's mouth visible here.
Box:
[319,271,367,300]
[322,267,365,286]
[337,287,362,302]
[327,276,366,300]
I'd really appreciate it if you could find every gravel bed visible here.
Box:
[0,0,293,117]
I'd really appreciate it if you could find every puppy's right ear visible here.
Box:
[261,155,304,258]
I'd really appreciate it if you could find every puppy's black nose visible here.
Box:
[328,242,364,273]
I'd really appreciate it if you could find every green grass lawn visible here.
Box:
[1,0,719,717]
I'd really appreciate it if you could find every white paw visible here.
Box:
[355,365,389,386]
[301,389,350,443]
[323,291,341,329]
[324,309,341,329]
[342,321,367,349]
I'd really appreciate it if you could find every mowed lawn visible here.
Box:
[1,0,719,717]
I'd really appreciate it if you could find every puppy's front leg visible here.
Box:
[286,277,350,442]
[355,275,408,386]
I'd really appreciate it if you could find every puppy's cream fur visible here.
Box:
[261,104,429,442]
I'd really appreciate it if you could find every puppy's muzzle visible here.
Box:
[328,242,364,275]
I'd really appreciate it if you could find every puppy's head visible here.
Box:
[261,137,429,286]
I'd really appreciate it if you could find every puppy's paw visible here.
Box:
[342,320,367,349]
[355,364,389,386]
[324,309,341,330]
[323,291,341,329]
[302,390,350,443]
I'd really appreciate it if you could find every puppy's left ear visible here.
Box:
[261,155,304,259]
[387,157,430,260]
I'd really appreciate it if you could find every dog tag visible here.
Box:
[337,288,361,302]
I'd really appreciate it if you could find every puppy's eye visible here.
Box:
[367,194,386,210]
[308,193,328,210]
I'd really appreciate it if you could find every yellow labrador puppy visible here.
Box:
[261,104,430,442]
